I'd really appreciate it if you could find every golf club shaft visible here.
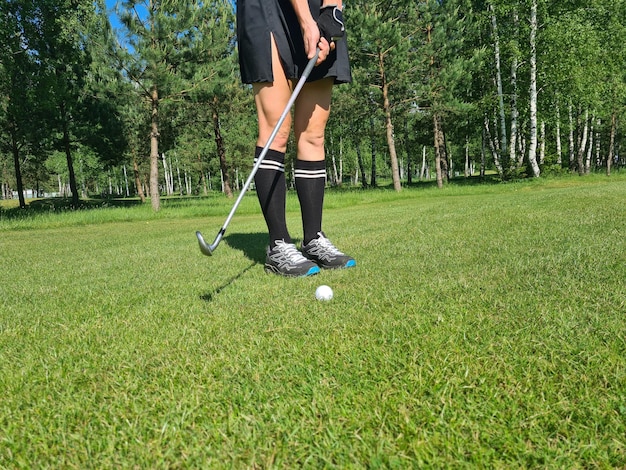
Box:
[197,49,320,255]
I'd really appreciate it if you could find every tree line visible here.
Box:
[1,0,624,210]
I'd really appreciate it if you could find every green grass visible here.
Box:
[1,174,625,468]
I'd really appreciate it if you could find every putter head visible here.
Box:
[196,231,215,256]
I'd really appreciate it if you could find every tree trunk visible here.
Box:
[123,165,129,197]
[330,133,340,185]
[433,113,445,189]
[481,127,486,178]
[162,154,170,195]
[584,116,594,174]
[378,49,401,192]
[370,117,377,187]
[176,160,182,195]
[442,128,450,181]
[407,156,412,184]
[491,7,508,158]
[212,98,232,198]
[133,159,146,203]
[10,128,26,209]
[150,85,161,211]
[607,111,616,176]
[527,0,541,177]
[465,135,470,177]
[539,120,546,165]
[483,115,503,176]
[198,154,208,194]
[576,109,589,176]
[60,102,80,207]
[420,146,427,180]
[355,141,368,188]
[339,132,344,184]
[594,118,601,169]
[568,103,576,171]
[508,10,520,172]
[556,102,562,165]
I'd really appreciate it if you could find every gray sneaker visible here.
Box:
[265,240,321,277]
[301,232,356,269]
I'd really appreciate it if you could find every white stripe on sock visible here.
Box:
[255,158,285,172]
[294,169,326,179]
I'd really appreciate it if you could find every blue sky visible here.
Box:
[105,0,122,30]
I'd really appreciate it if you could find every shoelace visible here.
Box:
[275,241,308,262]
[315,236,345,255]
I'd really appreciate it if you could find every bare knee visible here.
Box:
[296,128,325,159]
[258,121,291,152]
[298,129,324,149]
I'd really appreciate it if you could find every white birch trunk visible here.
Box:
[584,115,594,174]
[595,118,601,168]
[420,146,427,180]
[607,112,616,176]
[123,165,129,197]
[527,0,541,177]
[176,160,182,195]
[339,133,343,184]
[465,136,470,177]
[169,158,174,194]
[577,109,589,175]
[509,9,519,171]
[568,103,575,170]
[509,55,519,170]
[162,154,169,195]
[556,103,562,165]
[481,128,486,177]
[539,121,546,165]
[484,115,504,176]
[491,6,507,156]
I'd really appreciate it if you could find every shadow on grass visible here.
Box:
[0,197,144,219]
[224,232,267,264]
[199,232,267,303]
[200,261,257,303]
[0,195,216,220]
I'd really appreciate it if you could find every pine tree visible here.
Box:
[115,0,236,210]
[347,0,420,191]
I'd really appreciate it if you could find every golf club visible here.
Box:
[196,49,320,256]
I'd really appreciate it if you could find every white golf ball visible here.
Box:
[315,285,333,301]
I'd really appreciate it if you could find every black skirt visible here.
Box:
[236,0,351,84]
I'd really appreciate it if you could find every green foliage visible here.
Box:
[1,0,625,202]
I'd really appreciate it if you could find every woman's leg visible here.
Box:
[294,79,356,269]
[252,36,294,247]
[293,79,333,245]
[251,36,320,277]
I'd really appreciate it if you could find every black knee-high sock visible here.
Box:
[294,159,326,245]
[254,147,291,248]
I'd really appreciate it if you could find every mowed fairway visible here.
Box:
[1,175,625,467]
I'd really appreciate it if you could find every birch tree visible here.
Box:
[527,0,540,177]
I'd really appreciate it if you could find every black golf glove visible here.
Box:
[318,5,345,43]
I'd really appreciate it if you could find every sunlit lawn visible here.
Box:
[1,174,625,467]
